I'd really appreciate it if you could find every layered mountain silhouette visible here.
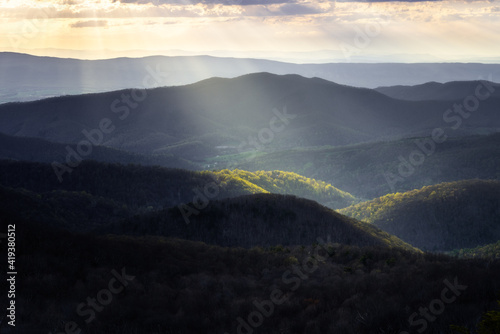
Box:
[232,133,500,198]
[1,73,499,158]
[3,52,500,103]
[3,53,500,334]
[0,160,355,217]
[376,80,500,101]
[0,159,414,250]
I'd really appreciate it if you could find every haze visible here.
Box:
[2,0,500,62]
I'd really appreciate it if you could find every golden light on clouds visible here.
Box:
[1,0,500,61]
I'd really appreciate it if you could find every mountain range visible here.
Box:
[1,73,498,156]
[1,54,500,333]
[2,52,500,103]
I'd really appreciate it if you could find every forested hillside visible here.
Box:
[0,160,356,228]
[1,54,500,334]
[3,219,499,334]
[213,169,356,209]
[451,241,500,259]
[103,193,416,250]
[0,132,196,170]
[2,73,499,157]
[0,185,132,232]
[232,133,500,198]
[340,180,500,251]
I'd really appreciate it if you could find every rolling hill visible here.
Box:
[1,73,499,159]
[451,240,500,259]
[230,133,500,199]
[3,130,500,201]
[0,160,356,220]
[0,132,196,170]
[376,80,500,101]
[0,185,131,232]
[3,52,500,104]
[339,180,500,251]
[214,169,357,209]
[103,193,418,251]
[2,53,500,334]
[0,160,410,250]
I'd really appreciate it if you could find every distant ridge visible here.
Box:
[2,52,500,103]
[376,80,500,101]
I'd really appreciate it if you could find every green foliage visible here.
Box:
[0,160,356,222]
[0,160,415,251]
[213,169,357,209]
[450,325,471,334]
[285,256,299,265]
[226,133,500,199]
[339,179,500,251]
[478,301,500,334]
[451,301,500,334]
[450,241,500,259]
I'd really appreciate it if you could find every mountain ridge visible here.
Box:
[104,192,419,251]
[376,80,500,101]
[2,72,499,158]
[3,51,500,104]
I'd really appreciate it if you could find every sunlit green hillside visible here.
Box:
[340,180,500,251]
[212,169,356,209]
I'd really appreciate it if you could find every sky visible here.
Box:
[1,0,500,63]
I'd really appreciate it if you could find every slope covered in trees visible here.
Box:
[450,241,500,259]
[0,160,355,213]
[339,180,500,251]
[0,132,197,169]
[0,185,132,232]
[4,131,499,201]
[104,193,417,251]
[2,73,499,157]
[3,218,500,334]
[231,133,500,199]
[213,169,356,209]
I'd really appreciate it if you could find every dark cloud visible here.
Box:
[336,0,441,2]
[238,0,297,5]
[278,3,323,15]
[115,0,442,8]
[70,20,108,28]
[115,0,443,6]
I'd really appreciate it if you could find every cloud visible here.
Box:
[70,20,108,28]
[239,0,297,4]
[1,0,499,21]
[336,0,441,2]
[118,0,299,5]
[278,3,323,14]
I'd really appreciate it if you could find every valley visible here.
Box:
[0,53,499,334]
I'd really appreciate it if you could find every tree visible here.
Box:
[451,300,500,334]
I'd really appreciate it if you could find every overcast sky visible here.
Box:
[2,0,500,62]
